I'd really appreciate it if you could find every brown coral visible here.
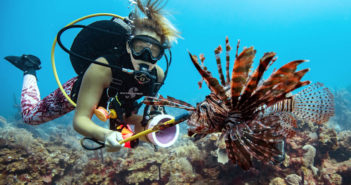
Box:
[0,102,350,185]
[0,128,81,184]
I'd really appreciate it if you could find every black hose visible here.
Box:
[80,137,105,150]
[56,24,125,71]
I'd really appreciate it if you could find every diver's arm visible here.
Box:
[73,57,113,141]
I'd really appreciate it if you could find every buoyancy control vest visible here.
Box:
[68,19,163,123]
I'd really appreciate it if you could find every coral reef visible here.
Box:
[74,141,202,185]
[0,127,83,184]
[331,87,351,130]
[285,174,302,185]
[1,117,351,184]
[1,86,351,185]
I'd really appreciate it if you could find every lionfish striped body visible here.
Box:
[144,37,334,170]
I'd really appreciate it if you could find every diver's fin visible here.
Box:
[4,55,41,72]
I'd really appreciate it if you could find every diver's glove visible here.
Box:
[104,131,125,152]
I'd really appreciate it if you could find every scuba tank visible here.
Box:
[69,18,131,76]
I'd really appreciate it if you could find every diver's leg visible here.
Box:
[21,75,78,124]
[4,54,78,124]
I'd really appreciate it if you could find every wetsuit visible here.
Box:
[21,52,161,126]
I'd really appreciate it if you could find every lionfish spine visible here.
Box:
[244,60,308,111]
[197,54,206,88]
[215,45,226,86]
[266,57,277,73]
[230,47,256,107]
[189,52,228,100]
[268,97,294,113]
[225,36,232,85]
[199,54,206,69]
[264,69,311,107]
[235,40,240,59]
[239,52,276,107]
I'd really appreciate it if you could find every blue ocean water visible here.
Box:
[0,0,350,119]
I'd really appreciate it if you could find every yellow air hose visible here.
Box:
[118,119,175,144]
[52,14,190,145]
[51,13,125,107]
[119,112,190,144]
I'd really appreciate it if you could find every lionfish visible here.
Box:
[144,37,334,170]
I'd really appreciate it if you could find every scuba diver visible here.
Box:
[4,0,180,152]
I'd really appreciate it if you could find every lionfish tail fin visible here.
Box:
[292,82,335,124]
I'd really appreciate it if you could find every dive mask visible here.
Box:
[128,35,167,64]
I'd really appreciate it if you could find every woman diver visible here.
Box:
[4,0,180,152]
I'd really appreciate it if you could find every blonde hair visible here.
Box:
[132,0,180,45]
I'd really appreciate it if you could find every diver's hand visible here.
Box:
[104,131,125,152]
